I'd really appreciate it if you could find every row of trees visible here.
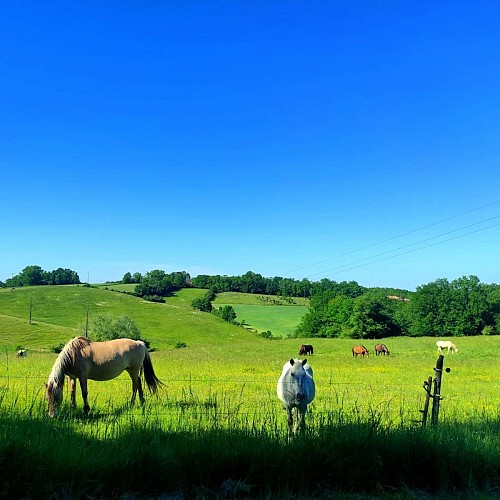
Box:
[295,276,499,338]
[190,271,390,299]
[2,265,80,287]
[132,270,191,299]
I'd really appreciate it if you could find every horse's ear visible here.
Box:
[289,359,295,365]
[301,359,307,365]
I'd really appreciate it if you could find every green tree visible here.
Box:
[346,294,394,339]
[19,265,45,286]
[218,305,237,323]
[191,289,215,313]
[409,276,490,337]
[135,270,174,297]
[81,314,141,342]
[122,272,133,284]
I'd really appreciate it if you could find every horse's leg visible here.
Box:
[68,377,77,408]
[286,406,293,434]
[298,407,307,432]
[136,374,144,405]
[79,378,90,415]
[127,368,144,406]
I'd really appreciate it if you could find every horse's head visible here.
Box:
[45,380,63,417]
[287,358,310,404]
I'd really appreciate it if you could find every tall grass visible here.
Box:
[1,393,499,498]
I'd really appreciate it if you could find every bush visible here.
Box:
[260,330,273,339]
[191,289,216,312]
[217,305,237,323]
[191,297,212,312]
[142,295,166,303]
[80,314,141,342]
[51,342,66,354]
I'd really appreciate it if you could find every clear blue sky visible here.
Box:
[2,1,499,291]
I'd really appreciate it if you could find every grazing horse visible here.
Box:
[16,349,26,357]
[352,345,369,357]
[45,336,163,417]
[299,344,314,356]
[374,343,389,356]
[436,340,459,355]
[277,359,315,433]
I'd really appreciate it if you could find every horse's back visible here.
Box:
[436,340,451,348]
[85,338,146,381]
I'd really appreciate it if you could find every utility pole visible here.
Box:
[85,303,89,338]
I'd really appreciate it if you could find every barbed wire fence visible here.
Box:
[0,368,442,426]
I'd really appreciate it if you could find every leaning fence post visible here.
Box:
[421,376,433,427]
[431,355,444,425]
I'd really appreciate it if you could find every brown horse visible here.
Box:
[352,345,369,357]
[45,336,163,417]
[299,344,314,356]
[374,343,390,356]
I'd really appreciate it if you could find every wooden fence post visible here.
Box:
[431,355,444,425]
[421,375,433,427]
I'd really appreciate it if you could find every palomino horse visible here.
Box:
[299,344,314,356]
[277,359,315,433]
[352,345,369,357]
[436,340,459,355]
[45,336,163,417]
[374,343,389,356]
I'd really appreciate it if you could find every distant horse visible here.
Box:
[45,336,163,417]
[352,345,369,357]
[436,340,459,355]
[299,344,314,356]
[277,359,315,433]
[16,349,26,357]
[374,343,389,356]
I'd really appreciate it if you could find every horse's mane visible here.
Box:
[48,337,92,386]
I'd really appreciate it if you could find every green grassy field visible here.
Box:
[1,285,499,424]
[1,285,499,498]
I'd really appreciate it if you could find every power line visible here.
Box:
[316,221,500,278]
[307,215,500,278]
[287,200,500,275]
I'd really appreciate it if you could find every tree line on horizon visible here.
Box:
[2,265,81,288]
[3,266,499,338]
[295,275,499,339]
[124,270,499,339]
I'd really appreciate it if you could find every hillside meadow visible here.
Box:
[0,285,499,498]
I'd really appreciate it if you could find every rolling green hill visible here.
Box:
[0,285,258,352]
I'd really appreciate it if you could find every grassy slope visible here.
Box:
[0,286,254,352]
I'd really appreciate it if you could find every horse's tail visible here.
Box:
[142,350,164,395]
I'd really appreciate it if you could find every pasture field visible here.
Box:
[214,303,308,337]
[214,291,308,337]
[0,285,499,498]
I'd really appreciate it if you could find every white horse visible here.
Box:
[277,358,315,433]
[436,340,459,354]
